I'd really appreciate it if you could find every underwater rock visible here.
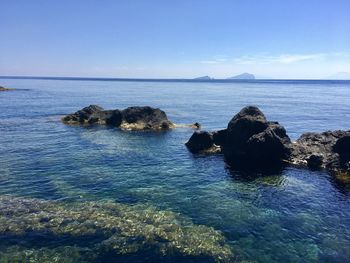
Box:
[0,195,235,262]
[290,130,350,173]
[62,105,174,131]
[0,246,87,263]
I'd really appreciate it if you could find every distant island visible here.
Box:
[193,76,212,80]
[228,73,255,80]
[193,73,256,80]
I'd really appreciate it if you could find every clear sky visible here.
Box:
[1,0,350,79]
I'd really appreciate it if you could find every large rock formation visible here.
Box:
[185,106,350,174]
[62,105,174,131]
[290,130,350,172]
[185,106,291,168]
[224,106,291,168]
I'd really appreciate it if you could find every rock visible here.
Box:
[62,105,174,131]
[291,130,350,172]
[62,105,105,124]
[184,105,350,175]
[334,135,350,158]
[190,122,201,129]
[307,155,323,169]
[120,106,174,130]
[223,106,291,168]
[185,131,214,153]
[212,129,227,146]
[0,86,14,91]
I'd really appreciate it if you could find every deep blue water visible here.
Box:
[0,78,350,262]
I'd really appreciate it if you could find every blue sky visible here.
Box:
[1,0,350,79]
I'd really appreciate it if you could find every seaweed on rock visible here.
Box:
[0,195,237,262]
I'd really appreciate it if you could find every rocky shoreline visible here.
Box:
[62,104,350,175]
[186,106,350,175]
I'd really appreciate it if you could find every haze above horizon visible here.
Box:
[1,1,350,79]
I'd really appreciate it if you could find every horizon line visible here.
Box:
[0,75,349,82]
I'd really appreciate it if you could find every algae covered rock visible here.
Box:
[62,105,174,131]
[0,195,236,262]
[121,106,174,130]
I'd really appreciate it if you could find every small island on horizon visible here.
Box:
[194,73,256,81]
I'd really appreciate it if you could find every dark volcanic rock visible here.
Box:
[306,154,324,169]
[223,106,291,168]
[121,106,173,130]
[185,131,214,153]
[291,130,350,172]
[212,129,227,146]
[185,106,291,164]
[62,105,104,124]
[185,105,350,175]
[62,105,174,131]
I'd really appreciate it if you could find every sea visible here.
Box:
[0,77,350,262]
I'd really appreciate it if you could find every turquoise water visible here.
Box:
[0,79,350,262]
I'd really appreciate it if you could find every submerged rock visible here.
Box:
[290,130,350,172]
[0,195,236,262]
[62,105,174,131]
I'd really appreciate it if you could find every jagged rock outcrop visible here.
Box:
[62,105,174,131]
[223,106,291,168]
[185,106,350,174]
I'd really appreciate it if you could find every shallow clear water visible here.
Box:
[0,79,350,262]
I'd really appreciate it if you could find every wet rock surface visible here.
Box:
[62,105,174,131]
[186,106,350,174]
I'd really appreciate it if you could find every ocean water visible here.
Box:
[0,78,350,262]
